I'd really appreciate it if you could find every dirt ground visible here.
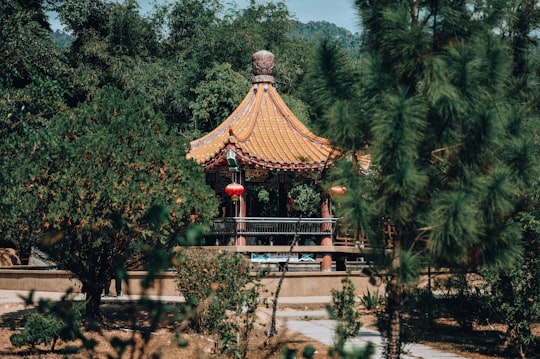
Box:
[417,319,539,359]
[0,301,334,359]
[0,301,538,359]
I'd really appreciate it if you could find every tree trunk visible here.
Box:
[386,278,402,359]
[82,281,104,321]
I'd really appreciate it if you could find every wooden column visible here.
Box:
[320,195,332,271]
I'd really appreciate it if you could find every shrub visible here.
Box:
[360,289,381,311]
[288,183,321,217]
[10,301,82,351]
[328,275,364,357]
[10,313,63,350]
[327,275,376,358]
[481,260,540,358]
[175,247,265,357]
[329,275,362,338]
[434,272,489,331]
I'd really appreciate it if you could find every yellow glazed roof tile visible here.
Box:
[187,51,336,171]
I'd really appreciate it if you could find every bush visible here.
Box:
[434,272,490,331]
[327,275,376,358]
[481,261,540,358]
[10,302,82,351]
[288,183,321,217]
[329,276,362,337]
[10,313,64,350]
[360,289,381,311]
[175,247,265,357]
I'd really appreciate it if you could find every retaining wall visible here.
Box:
[0,269,382,297]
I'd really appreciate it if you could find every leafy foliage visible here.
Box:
[300,40,362,141]
[10,313,66,350]
[327,275,374,358]
[11,244,195,358]
[328,276,363,339]
[290,20,362,50]
[307,1,540,358]
[189,63,250,136]
[360,289,381,311]
[50,29,74,48]
[2,87,216,318]
[217,1,293,71]
[10,299,83,351]
[175,247,266,357]
[0,1,67,90]
[288,183,321,218]
[481,215,540,358]
[0,0,70,156]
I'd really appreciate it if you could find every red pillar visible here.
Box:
[236,171,247,246]
[320,195,332,271]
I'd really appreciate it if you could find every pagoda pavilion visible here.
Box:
[187,50,359,271]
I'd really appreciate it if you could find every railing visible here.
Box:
[210,217,339,237]
[209,217,373,248]
[334,235,369,247]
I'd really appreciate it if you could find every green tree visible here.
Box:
[10,300,83,351]
[299,40,367,146]
[480,2,540,352]
[0,0,70,135]
[49,0,159,103]
[112,57,191,132]
[0,0,60,86]
[217,0,293,71]
[303,2,539,358]
[153,0,303,132]
[1,87,216,319]
[154,0,225,126]
[0,0,71,254]
[189,63,250,136]
[162,0,223,58]
[289,20,363,52]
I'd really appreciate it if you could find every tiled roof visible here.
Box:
[187,51,336,171]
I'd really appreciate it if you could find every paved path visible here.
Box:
[272,309,470,359]
[0,289,177,304]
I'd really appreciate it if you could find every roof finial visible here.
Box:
[252,50,275,84]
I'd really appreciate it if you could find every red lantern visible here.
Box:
[225,182,244,201]
[330,185,347,197]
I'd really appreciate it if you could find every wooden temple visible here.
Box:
[187,50,361,271]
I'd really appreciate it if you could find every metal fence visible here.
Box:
[211,217,338,237]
